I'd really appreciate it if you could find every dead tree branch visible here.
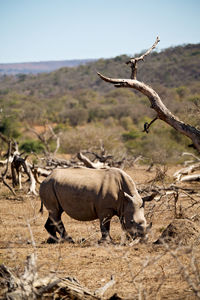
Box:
[97,37,200,153]
[48,125,61,155]
[126,36,160,79]
[180,174,200,182]
[0,254,116,299]
[1,141,16,196]
[0,139,38,195]
[173,161,200,181]
[29,127,51,155]
[77,152,107,169]
[143,116,158,133]
[11,153,30,188]
[163,243,200,298]
[29,124,60,156]
[182,152,200,165]
[94,276,115,297]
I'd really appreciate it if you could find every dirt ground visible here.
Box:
[0,165,200,299]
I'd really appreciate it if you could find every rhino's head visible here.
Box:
[121,192,154,240]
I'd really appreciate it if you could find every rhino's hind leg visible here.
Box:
[45,213,74,244]
[98,216,112,244]
[45,217,59,244]
[58,219,74,244]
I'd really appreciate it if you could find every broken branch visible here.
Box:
[126,36,160,79]
[97,72,200,152]
[127,36,160,64]
[143,116,158,133]
[1,141,16,196]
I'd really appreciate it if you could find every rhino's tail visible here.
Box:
[39,199,43,214]
[39,183,44,214]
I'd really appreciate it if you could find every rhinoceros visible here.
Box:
[39,167,153,244]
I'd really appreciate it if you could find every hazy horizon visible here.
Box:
[0,58,97,65]
[1,0,200,64]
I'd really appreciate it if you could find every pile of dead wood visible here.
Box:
[173,153,200,182]
[0,133,140,196]
[0,254,118,300]
[0,127,199,199]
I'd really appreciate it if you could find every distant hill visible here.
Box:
[0,43,199,162]
[0,43,199,95]
[0,59,97,75]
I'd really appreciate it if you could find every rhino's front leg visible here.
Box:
[58,219,74,244]
[99,216,112,244]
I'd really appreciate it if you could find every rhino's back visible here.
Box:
[41,168,123,221]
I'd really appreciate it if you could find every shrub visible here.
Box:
[122,129,141,141]
[0,116,21,139]
[19,139,45,153]
[60,123,126,158]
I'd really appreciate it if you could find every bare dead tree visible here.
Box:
[29,124,60,156]
[11,153,30,188]
[82,140,113,164]
[1,141,16,196]
[97,37,200,153]
[79,141,137,169]
[0,136,38,195]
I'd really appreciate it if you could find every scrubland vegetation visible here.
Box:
[0,43,199,162]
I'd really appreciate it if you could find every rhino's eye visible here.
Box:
[138,221,144,226]
[130,220,134,224]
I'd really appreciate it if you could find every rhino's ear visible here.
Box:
[142,192,158,203]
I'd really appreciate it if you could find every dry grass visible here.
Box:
[0,165,200,299]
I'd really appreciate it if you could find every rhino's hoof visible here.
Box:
[47,237,59,244]
[63,236,75,244]
[79,237,86,243]
[98,238,113,245]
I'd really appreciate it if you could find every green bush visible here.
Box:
[19,139,45,153]
[122,128,142,141]
[0,116,21,139]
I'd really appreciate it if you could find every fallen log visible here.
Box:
[180,174,200,182]
[77,152,108,169]
[173,163,200,181]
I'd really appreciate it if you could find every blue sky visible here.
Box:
[0,0,199,63]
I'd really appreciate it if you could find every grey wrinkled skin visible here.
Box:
[39,167,150,244]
